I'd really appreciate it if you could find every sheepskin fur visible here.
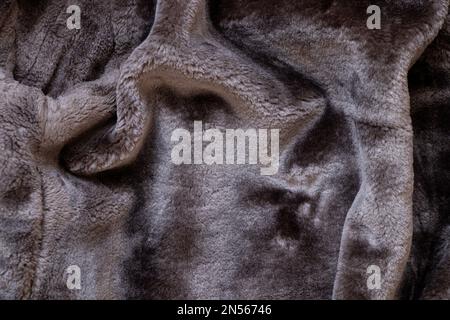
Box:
[0,0,449,299]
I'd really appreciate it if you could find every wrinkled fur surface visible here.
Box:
[0,0,449,299]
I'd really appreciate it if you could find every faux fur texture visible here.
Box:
[0,0,448,299]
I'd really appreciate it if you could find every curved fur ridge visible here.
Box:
[64,0,326,175]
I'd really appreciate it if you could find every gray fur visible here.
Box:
[0,0,449,299]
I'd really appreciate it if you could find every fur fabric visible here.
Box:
[0,0,449,299]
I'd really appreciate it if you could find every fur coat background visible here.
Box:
[0,0,449,299]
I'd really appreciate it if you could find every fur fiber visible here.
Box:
[0,0,449,299]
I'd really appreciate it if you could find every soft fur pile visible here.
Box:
[0,0,448,299]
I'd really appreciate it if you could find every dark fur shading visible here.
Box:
[0,0,448,299]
